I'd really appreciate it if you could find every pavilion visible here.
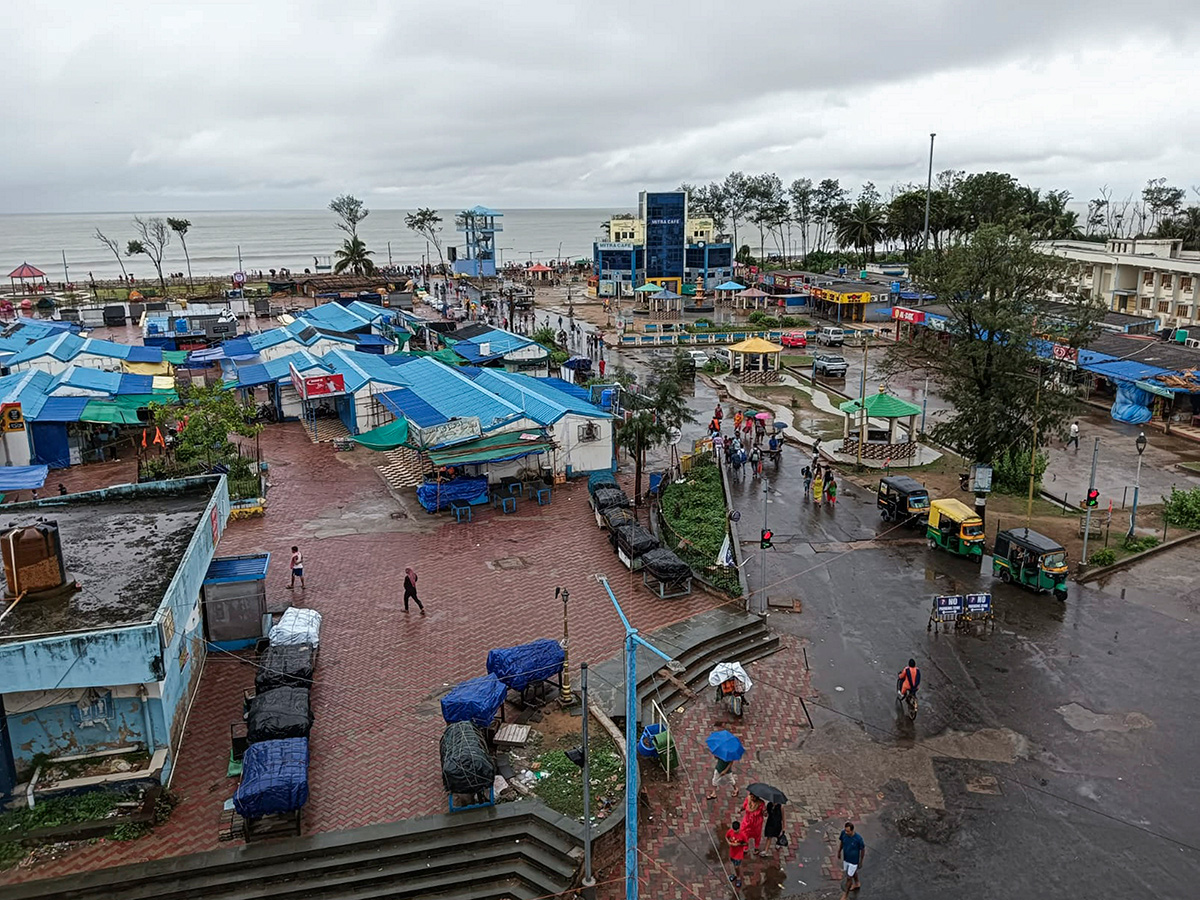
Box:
[838,386,922,460]
[8,263,48,296]
[526,263,553,282]
[727,336,783,383]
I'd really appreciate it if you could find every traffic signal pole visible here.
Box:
[1081,437,1100,567]
[758,479,769,615]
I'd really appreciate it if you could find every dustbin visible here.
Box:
[637,723,664,757]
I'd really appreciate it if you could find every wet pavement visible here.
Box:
[720,438,1200,898]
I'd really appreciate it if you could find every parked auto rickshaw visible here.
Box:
[877,475,931,527]
[992,528,1068,601]
[926,498,985,559]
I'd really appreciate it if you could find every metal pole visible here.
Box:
[61,250,69,286]
[237,245,243,271]
[1129,438,1145,539]
[387,241,393,267]
[759,479,769,615]
[1025,371,1042,526]
[922,133,936,253]
[920,375,928,437]
[1081,437,1100,565]
[624,631,638,900]
[559,588,574,704]
[856,339,868,468]
[580,662,595,900]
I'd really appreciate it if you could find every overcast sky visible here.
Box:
[3,0,1198,213]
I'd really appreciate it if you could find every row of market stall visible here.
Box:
[587,473,693,598]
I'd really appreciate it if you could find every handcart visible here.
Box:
[441,721,496,812]
[641,548,693,598]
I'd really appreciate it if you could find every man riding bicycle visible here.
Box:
[896,658,921,701]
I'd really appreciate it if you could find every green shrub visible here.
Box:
[1088,548,1116,566]
[660,457,742,596]
[1163,487,1200,530]
[747,311,765,324]
[1123,534,1160,553]
[779,315,809,328]
[756,315,780,329]
[991,446,1049,494]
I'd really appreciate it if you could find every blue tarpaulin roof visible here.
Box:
[126,345,166,363]
[486,638,565,692]
[35,397,90,422]
[440,674,508,728]
[375,388,448,427]
[0,465,49,491]
[1080,357,1175,382]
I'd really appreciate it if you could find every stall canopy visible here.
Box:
[79,394,173,425]
[426,432,550,467]
[352,417,409,451]
[0,465,49,491]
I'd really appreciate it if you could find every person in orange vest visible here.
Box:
[896,658,921,701]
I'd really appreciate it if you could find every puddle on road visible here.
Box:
[1056,702,1153,733]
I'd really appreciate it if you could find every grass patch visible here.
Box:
[661,456,742,596]
[1179,461,1200,474]
[531,733,623,821]
[780,354,813,368]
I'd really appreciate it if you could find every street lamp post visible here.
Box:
[922,132,937,254]
[1128,431,1147,539]
[556,587,574,705]
[596,575,684,900]
[579,662,595,900]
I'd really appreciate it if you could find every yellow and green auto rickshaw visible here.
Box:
[992,528,1068,601]
[926,498,985,559]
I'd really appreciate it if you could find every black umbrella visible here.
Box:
[746,782,788,805]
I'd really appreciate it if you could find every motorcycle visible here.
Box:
[709,661,753,717]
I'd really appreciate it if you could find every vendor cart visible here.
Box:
[641,548,693,598]
[487,638,565,707]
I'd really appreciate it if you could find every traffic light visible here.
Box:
[1086,488,1099,508]
[760,528,773,549]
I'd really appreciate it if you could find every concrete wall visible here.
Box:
[550,414,615,475]
[0,428,33,467]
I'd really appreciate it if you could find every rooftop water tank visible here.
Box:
[2,522,67,598]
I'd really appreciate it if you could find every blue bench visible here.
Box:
[535,487,552,506]
[450,499,473,523]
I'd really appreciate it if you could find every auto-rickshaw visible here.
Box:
[992,528,1068,601]
[877,475,931,527]
[926,498,985,559]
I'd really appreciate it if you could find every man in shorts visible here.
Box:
[288,545,305,590]
[707,755,737,799]
[838,821,865,896]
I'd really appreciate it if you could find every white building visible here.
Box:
[1043,238,1200,330]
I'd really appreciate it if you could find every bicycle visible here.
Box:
[897,687,918,721]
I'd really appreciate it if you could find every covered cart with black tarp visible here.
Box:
[233,737,309,838]
[588,472,620,497]
[602,506,636,532]
[246,686,313,744]
[590,486,631,526]
[641,547,694,598]
[255,645,316,693]
[440,721,496,812]
[440,673,508,729]
[611,522,659,571]
[486,638,565,707]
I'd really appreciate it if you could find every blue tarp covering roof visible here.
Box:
[300,301,390,333]
[448,328,535,363]
[125,345,167,363]
[416,475,489,512]
[375,388,448,428]
[227,351,327,389]
[382,357,524,430]
[487,638,565,692]
[0,465,49,491]
[1080,357,1175,382]
[36,396,90,422]
[233,738,309,819]
[440,674,508,728]
[204,553,271,584]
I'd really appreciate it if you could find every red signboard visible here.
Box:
[892,306,925,324]
[289,363,346,400]
[1050,343,1078,364]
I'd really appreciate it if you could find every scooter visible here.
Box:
[709,661,753,717]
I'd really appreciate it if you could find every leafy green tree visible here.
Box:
[886,187,928,260]
[812,179,849,253]
[881,226,1102,464]
[151,383,261,468]
[723,171,753,253]
[406,208,445,282]
[955,171,1022,233]
[615,353,696,512]
[126,216,171,294]
[789,178,814,260]
[329,194,369,239]
[334,236,377,275]
[167,218,193,292]
[1142,178,1185,233]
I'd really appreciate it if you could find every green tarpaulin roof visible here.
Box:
[163,350,189,365]
[80,393,177,425]
[352,417,410,451]
[411,348,465,365]
[426,431,550,467]
[839,389,922,418]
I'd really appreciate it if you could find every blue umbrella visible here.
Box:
[706,730,745,762]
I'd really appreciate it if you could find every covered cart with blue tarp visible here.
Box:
[487,638,565,707]
[416,475,490,512]
[233,737,309,838]
[440,673,508,729]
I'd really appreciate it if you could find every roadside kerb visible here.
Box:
[1075,527,1200,583]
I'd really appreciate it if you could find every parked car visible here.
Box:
[815,326,845,346]
[685,350,710,366]
[780,331,808,348]
[712,347,732,366]
[813,352,848,378]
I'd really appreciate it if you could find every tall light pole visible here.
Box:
[579,662,595,900]
[921,132,937,254]
[556,587,574,705]
[1128,431,1147,539]
[596,575,684,900]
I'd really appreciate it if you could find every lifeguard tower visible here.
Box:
[454,206,503,278]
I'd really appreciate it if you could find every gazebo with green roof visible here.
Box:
[838,386,923,461]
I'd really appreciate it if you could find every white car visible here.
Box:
[685,350,710,365]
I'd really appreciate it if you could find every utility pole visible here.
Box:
[1081,437,1100,566]
[61,250,69,286]
[579,662,595,900]
[920,375,929,437]
[922,133,936,254]
[758,479,769,615]
[1025,372,1042,526]
[387,241,393,267]
[856,338,868,468]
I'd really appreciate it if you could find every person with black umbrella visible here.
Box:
[746,783,789,857]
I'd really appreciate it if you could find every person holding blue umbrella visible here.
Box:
[706,730,744,799]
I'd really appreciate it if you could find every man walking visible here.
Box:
[1067,420,1080,450]
[288,546,305,590]
[403,567,425,614]
[838,822,865,896]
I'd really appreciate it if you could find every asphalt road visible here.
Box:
[728,441,1200,898]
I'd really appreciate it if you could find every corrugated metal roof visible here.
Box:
[204,553,271,583]
[386,357,524,429]
[376,388,448,427]
[32,396,90,422]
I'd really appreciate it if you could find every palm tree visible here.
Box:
[615,411,663,515]
[333,236,376,275]
[834,200,886,264]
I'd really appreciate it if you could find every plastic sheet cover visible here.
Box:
[487,638,565,691]
[588,472,620,497]
[641,547,692,580]
[416,475,489,512]
[440,673,508,728]
[270,607,323,646]
[440,722,496,794]
[603,507,636,531]
[234,738,310,819]
[1111,381,1154,424]
[592,487,630,512]
[247,686,313,744]
[612,523,660,557]
[256,645,316,693]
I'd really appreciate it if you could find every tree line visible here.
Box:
[659,172,1200,266]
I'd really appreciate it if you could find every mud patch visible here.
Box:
[1056,703,1153,733]
[965,775,1001,795]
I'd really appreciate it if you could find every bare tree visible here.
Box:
[167,217,193,293]
[126,216,171,294]
[93,228,129,281]
[329,194,369,239]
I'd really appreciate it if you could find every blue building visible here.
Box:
[0,476,229,796]
[454,206,503,278]
[594,190,734,298]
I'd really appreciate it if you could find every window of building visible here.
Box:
[1144,271,1155,286]
[1182,276,1194,293]
[1177,304,1191,319]
[1140,298,1152,310]
[1157,300,1170,314]
[1162,274,1174,289]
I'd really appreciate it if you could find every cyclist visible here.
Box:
[896,658,921,703]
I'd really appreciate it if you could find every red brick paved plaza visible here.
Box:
[2,422,727,884]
